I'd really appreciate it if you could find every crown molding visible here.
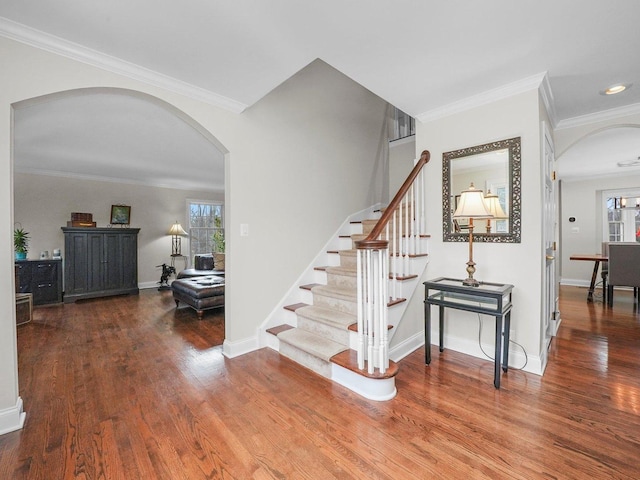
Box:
[415,72,548,123]
[0,17,248,114]
[555,102,640,130]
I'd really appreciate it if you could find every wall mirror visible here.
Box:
[443,136,521,243]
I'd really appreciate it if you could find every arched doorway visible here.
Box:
[12,86,229,338]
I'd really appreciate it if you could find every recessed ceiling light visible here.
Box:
[601,83,632,95]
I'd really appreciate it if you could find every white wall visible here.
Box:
[0,39,388,432]
[14,173,221,287]
[414,89,545,374]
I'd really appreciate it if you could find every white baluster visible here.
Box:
[366,249,374,374]
[356,250,365,370]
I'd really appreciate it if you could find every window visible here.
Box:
[187,200,224,263]
[603,190,640,242]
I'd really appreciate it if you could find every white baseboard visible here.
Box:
[441,335,543,375]
[389,331,425,363]
[0,397,26,436]
[560,278,590,287]
[222,336,259,358]
[389,331,543,376]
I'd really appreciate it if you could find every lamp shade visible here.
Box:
[453,183,493,219]
[483,191,508,219]
[167,222,188,237]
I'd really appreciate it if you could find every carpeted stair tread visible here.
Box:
[296,305,356,330]
[278,328,348,361]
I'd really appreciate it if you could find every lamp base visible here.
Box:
[462,277,480,287]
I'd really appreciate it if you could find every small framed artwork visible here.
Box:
[110,205,131,225]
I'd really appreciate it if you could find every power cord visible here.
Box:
[477,313,528,371]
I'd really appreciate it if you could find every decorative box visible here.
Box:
[71,212,93,222]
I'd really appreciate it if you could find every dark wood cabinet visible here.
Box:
[15,259,63,305]
[62,227,140,303]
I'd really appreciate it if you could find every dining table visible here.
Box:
[569,253,608,302]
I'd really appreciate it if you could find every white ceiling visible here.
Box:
[3,1,640,188]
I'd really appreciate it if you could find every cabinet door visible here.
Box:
[121,233,138,288]
[87,233,106,292]
[65,233,89,295]
[15,261,32,294]
[104,233,123,290]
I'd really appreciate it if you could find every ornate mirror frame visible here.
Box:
[442,136,521,243]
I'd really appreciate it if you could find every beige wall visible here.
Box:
[415,89,545,374]
[560,175,640,284]
[0,38,388,428]
[389,137,416,195]
[14,173,221,286]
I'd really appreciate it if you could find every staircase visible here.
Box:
[261,151,431,401]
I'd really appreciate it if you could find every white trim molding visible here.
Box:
[416,72,548,123]
[222,336,259,359]
[0,397,26,436]
[556,102,640,130]
[0,17,248,114]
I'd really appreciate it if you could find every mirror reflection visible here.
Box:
[443,137,521,243]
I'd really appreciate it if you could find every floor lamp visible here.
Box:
[167,221,188,267]
[453,183,493,287]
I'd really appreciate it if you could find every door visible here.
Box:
[542,121,559,365]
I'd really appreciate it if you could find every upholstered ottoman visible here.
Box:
[171,275,225,319]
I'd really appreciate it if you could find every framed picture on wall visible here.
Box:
[110,205,131,225]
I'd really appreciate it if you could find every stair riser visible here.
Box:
[339,252,357,269]
[279,342,332,378]
[297,317,350,345]
[326,272,357,289]
[313,292,357,316]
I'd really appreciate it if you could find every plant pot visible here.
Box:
[15,252,27,260]
[213,252,225,271]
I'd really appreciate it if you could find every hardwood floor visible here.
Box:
[1,286,639,479]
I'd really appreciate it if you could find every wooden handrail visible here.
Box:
[355,150,430,250]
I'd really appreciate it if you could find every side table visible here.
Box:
[424,277,514,389]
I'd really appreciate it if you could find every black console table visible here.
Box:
[424,277,514,389]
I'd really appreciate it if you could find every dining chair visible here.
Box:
[606,242,640,307]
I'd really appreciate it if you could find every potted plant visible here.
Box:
[212,218,225,271]
[14,227,30,260]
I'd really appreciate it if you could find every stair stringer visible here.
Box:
[257,204,382,351]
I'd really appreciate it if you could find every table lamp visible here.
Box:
[453,183,493,286]
[483,190,508,233]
